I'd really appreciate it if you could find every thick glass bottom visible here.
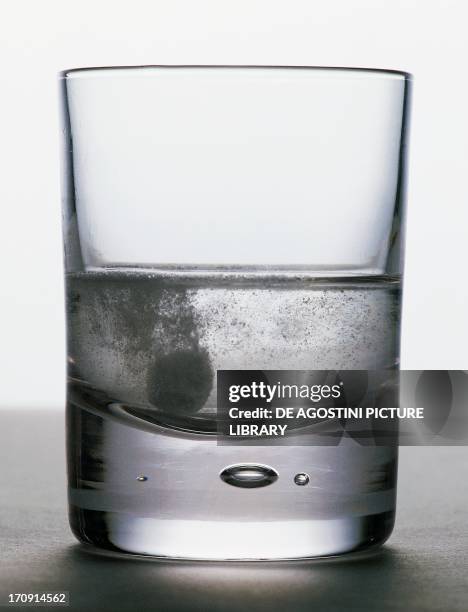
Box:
[69,507,395,560]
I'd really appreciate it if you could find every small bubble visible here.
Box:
[294,473,309,486]
[136,475,148,482]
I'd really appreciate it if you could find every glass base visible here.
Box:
[69,507,395,560]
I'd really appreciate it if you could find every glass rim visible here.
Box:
[59,64,412,80]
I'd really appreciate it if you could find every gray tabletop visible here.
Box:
[0,410,467,612]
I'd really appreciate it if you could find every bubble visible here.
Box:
[220,464,278,488]
[136,475,148,482]
[294,473,310,486]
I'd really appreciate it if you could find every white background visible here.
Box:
[1,0,467,409]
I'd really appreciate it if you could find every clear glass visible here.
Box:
[61,65,411,560]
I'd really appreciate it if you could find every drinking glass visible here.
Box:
[60,66,411,559]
